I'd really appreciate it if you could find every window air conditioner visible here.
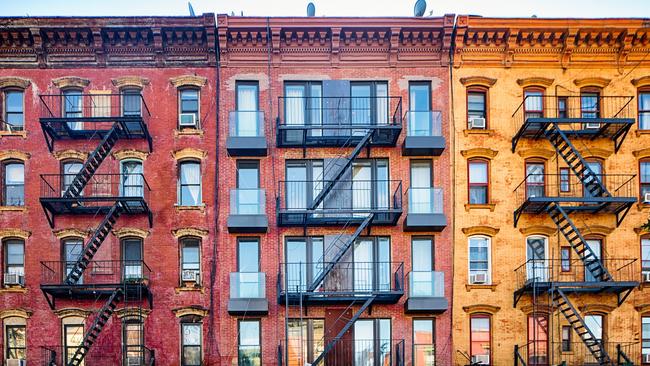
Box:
[3,273,24,286]
[643,272,650,283]
[644,354,650,364]
[182,270,200,283]
[471,354,490,365]
[6,359,26,366]
[126,356,142,366]
[584,122,601,129]
[179,113,197,127]
[470,273,488,284]
[644,193,650,204]
[468,117,486,129]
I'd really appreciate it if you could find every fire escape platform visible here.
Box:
[277,209,402,227]
[514,118,634,140]
[515,280,639,296]
[276,125,402,148]
[40,197,150,216]
[516,196,636,216]
[278,291,403,306]
[40,117,150,140]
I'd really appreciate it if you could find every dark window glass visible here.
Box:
[467,91,486,128]
[560,168,571,193]
[561,247,571,272]
[122,89,142,116]
[468,160,488,204]
[3,162,24,206]
[557,97,568,119]
[561,326,572,352]
[4,90,24,130]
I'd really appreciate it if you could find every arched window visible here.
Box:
[2,160,24,206]
[639,87,650,130]
[525,159,545,199]
[523,87,545,120]
[526,235,548,282]
[120,159,144,198]
[469,314,491,364]
[180,237,201,285]
[4,316,26,361]
[61,159,83,197]
[178,88,200,129]
[580,87,601,129]
[468,158,489,204]
[2,89,24,131]
[62,237,83,282]
[122,237,143,280]
[468,236,491,285]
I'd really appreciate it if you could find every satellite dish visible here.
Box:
[307,2,316,17]
[414,0,426,17]
[188,2,195,16]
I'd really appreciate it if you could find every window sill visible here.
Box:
[637,203,650,211]
[175,284,205,294]
[464,203,496,212]
[175,204,206,213]
[635,130,650,137]
[465,283,498,292]
[0,130,27,138]
[463,129,495,137]
[0,286,27,294]
[0,206,27,212]
[175,128,204,137]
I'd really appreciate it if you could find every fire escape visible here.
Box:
[276,93,405,365]
[511,94,639,365]
[38,93,154,366]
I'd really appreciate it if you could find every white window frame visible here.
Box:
[468,235,491,285]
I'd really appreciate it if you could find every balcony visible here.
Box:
[42,345,155,366]
[227,189,268,233]
[514,341,639,366]
[277,180,403,226]
[278,261,404,305]
[405,271,447,313]
[511,95,634,152]
[281,339,404,366]
[403,110,445,156]
[226,111,267,156]
[40,260,152,309]
[276,96,402,148]
[228,272,268,315]
[513,173,636,225]
[404,187,446,232]
[39,93,152,151]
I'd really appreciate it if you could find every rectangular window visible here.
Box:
[122,89,142,117]
[468,237,490,284]
[5,324,26,360]
[182,323,202,366]
[179,89,200,128]
[467,91,487,129]
[284,81,322,129]
[641,162,650,201]
[285,160,323,210]
[524,90,544,120]
[525,162,545,198]
[561,326,572,352]
[63,90,83,130]
[235,81,260,137]
[178,161,202,206]
[123,322,143,365]
[584,314,603,342]
[287,319,324,366]
[285,237,324,292]
[560,168,571,193]
[3,162,24,206]
[3,90,24,131]
[237,238,261,298]
[408,82,433,136]
[561,247,571,272]
[4,239,25,282]
[239,320,261,366]
[350,81,389,125]
[581,92,600,120]
[181,237,200,284]
[470,315,491,365]
[354,319,391,366]
[639,91,650,130]
[642,238,650,277]
[413,319,435,366]
[411,237,435,297]
[527,315,548,365]
[643,317,650,362]
[122,238,143,280]
[468,160,488,204]
[557,97,568,119]
[64,324,84,365]
[410,160,434,214]
[236,161,261,214]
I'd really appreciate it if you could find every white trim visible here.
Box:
[468,235,492,285]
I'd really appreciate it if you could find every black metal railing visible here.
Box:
[40,93,151,123]
[279,261,404,295]
[514,258,638,289]
[40,173,151,201]
[281,339,404,366]
[41,345,155,366]
[41,260,152,287]
[514,341,639,366]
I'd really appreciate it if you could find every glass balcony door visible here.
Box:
[409,82,432,136]
[121,160,144,198]
[353,238,390,293]
[526,236,548,282]
[353,319,391,366]
[236,82,259,137]
[237,238,260,298]
[525,162,545,199]
[236,161,260,215]
[410,161,432,214]
[285,238,324,293]
[64,239,84,284]
[63,90,83,130]
[411,237,434,297]
[284,82,322,138]
[350,82,388,131]
[285,161,323,211]
[584,239,602,282]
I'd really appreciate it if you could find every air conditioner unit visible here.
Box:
[643,272,650,283]
[3,273,24,286]
[585,122,601,129]
[6,359,26,366]
[182,270,199,283]
[179,113,197,127]
[126,356,142,366]
[471,354,490,365]
[468,117,486,129]
[470,273,488,284]
[644,353,650,364]
[644,193,650,204]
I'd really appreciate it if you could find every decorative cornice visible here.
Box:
[0,77,31,89]
[632,76,650,88]
[170,75,207,88]
[461,225,499,237]
[635,304,650,314]
[53,228,88,239]
[172,227,209,238]
[111,76,150,89]
[633,148,650,159]
[516,77,554,88]
[573,77,611,89]
[520,304,552,314]
[52,149,87,161]
[172,305,208,318]
[0,308,32,319]
[462,304,501,315]
[54,308,92,319]
[52,76,90,89]
[172,148,207,161]
[0,228,31,240]
[578,304,615,314]
[112,227,149,239]
[579,148,613,160]
[634,227,650,235]
[517,148,555,160]
[115,307,151,320]
[459,76,497,88]
[578,225,614,236]
[519,225,557,236]
[112,149,149,161]
[0,150,30,162]
[460,148,498,159]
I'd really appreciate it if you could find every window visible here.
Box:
[2,161,24,206]
[63,238,83,283]
[181,237,200,284]
[584,314,604,343]
[642,238,650,278]
[413,319,435,366]
[238,320,261,366]
[408,82,433,136]
[584,239,602,282]
[121,160,144,198]
[63,89,83,130]
[3,90,24,131]
[524,89,544,120]
[178,161,202,206]
[526,236,548,282]
[3,239,24,285]
[236,161,261,214]
[123,320,144,365]
[560,168,571,193]
[467,89,487,129]
[235,81,260,137]
[122,88,142,117]
[581,90,600,124]
[527,315,548,366]
[525,161,545,199]
[557,97,568,119]
[561,247,571,272]
[181,322,202,366]
[122,238,143,280]
[284,82,322,142]
[468,160,489,204]
[410,160,434,214]
[561,325,572,352]
[285,160,323,210]
[64,323,84,365]
[411,237,435,297]
[350,81,389,125]
[61,160,83,197]
[470,315,491,365]
[179,89,200,128]
[237,238,260,298]
[4,319,26,360]
[643,317,650,363]
[639,90,650,130]
[354,319,391,366]
[468,236,490,284]
[641,161,650,201]
[287,319,324,366]
[285,237,324,292]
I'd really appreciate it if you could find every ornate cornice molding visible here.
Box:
[462,304,501,315]
[52,149,87,161]
[632,76,650,88]
[579,148,613,160]
[461,225,500,237]
[172,305,208,318]
[170,75,207,88]
[0,77,31,89]
[0,308,32,319]
[516,77,554,88]
[635,304,650,314]
[578,304,615,314]
[54,308,92,319]
[52,76,90,89]
[53,228,88,240]
[459,76,497,88]
[517,148,555,160]
[0,228,31,240]
[573,77,611,89]
[577,225,614,236]
[633,148,650,159]
[115,307,151,320]
[519,225,557,236]
[0,150,30,162]
[112,227,149,239]
[172,227,209,238]
[460,148,498,159]
[112,149,149,161]
[520,304,552,315]
[172,148,207,161]
[111,76,150,89]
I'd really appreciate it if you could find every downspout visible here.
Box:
[448,16,457,365]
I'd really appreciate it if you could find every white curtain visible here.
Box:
[180,163,201,205]
[237,85,258,136]
[121,161,143,197]
[411,162,431,213]
[285,86,305,126]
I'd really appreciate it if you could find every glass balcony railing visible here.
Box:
[408,187,443,214]
[408,271,445,298]
[230,272,266,299]
[405,110,442,137]
[229,111,265,137]
[230,188,266,215]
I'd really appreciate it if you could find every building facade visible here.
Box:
[451,16,650,366]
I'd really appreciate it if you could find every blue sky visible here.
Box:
[1,0,649,18]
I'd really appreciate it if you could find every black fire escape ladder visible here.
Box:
[62,123,123,199]
[307,214,374,292]
[310,295,376,366]
[552,288,612,365]
[543,124,611,198]
[546,203,613,282]
[64,201,125,285]
[308,129,373,211]
[67,287,123,366]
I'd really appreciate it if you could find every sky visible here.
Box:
[1,0,649,18]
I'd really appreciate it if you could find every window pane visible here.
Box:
[182,240,200,268]
[238,239,260,272]
[181,90,199,112]
[181,163,201,185]
[183,324,201,346]
[643,239,650,271]
[240,321,260,346]
[5,91,24,127]
[6,241,24,265]
[640,93,650,129]
[584,315,603,340]
[470,316,490,361]
[469,162,488,183]
[468,93,485,112]
[412,238,433,272]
